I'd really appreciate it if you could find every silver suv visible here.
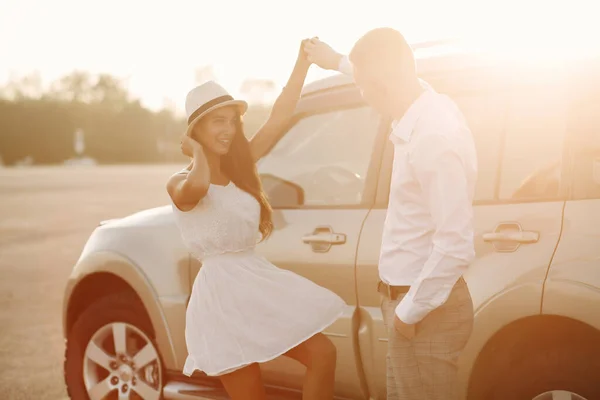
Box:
[62,49,600,400]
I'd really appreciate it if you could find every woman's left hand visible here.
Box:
[297,38,315,68]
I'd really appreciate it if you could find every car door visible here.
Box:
[353,70,569,400]
[542,72,600,332]
[254,96,388,399]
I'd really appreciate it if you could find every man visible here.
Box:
[305,28,478,400]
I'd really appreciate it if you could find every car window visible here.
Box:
[500,87,568,201]
[452,92,507,202]
[569,98,600,200]
[257,107,381,207]
[377,78,571,205]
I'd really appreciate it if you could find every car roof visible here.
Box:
[300,42,600,97]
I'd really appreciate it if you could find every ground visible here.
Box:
[0,165,180,400]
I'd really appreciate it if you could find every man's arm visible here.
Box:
[337,55,354,76]
[395,133,475,324]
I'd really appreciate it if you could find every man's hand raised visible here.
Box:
[304,38,343,71]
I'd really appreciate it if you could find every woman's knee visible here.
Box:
[219,363,266,400]
[307,334,337,369]
[285,333,337,369]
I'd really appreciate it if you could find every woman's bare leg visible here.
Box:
[284,333,337,400]
[219,363,266,400]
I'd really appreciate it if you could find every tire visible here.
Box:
[64,292,164,400]
[470,321,600,400]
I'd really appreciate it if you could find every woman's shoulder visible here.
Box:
[167,162,199,213]
[170,162,193,179]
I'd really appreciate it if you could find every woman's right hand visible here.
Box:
[180,134,203,158]
[170,134,211,211]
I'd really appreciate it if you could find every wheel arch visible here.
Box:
[63,251,178,368]
[467,314,600,399]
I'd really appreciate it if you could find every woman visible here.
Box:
[166,40,346,400]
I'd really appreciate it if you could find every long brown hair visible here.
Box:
[220,118,273,241]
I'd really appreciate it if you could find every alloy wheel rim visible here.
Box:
[532,390,588,400]
[83,322,162,400]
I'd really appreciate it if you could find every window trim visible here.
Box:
[260,104,391,211]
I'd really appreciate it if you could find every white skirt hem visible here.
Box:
[182,308,344,377]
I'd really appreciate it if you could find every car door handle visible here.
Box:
[302,233,347,244]
[482,231,539,243]
[302,226,347,253]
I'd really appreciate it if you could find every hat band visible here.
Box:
[187,95,234,125]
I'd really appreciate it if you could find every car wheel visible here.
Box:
[472,328,600,400]
[532,391,589,400]
[64,292,164,399]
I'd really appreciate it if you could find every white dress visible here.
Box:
[171,181,346,377]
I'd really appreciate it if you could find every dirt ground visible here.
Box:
[0,165,182,400]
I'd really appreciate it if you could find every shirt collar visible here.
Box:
[390,81,435,144]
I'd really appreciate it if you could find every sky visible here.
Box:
[1,0,597,114]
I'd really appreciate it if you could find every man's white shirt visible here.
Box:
[339,56,478,324]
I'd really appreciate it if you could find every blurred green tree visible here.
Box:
[0,71,273,166]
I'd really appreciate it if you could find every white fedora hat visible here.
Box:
[184,81,248,136]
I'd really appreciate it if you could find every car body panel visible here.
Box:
[76,206,190,297]
[543,79,600,331]
[63,205,192,370]
[255,209,368,398]
[542,202,600,332]
[355,200,565,399]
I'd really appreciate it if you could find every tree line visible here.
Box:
[0,72,271,166]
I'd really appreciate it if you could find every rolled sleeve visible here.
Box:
[338,55,354,76]
[395,134,475,324]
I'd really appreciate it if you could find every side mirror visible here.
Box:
[260,173,304,207]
